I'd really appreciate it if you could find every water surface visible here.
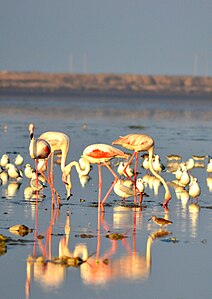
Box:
[0,94,212,299]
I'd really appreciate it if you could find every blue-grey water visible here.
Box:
[0,94,212,299]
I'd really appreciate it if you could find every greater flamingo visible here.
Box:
[112,133,172,207]
[28,123,60,207]
[62,143,128,211]
[38,129,70,174]
[29,124,51,161]
[38,128,70,200]
[62,159,91,199]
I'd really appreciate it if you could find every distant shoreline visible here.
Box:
[0,88,211,101]
[0,71,211,97]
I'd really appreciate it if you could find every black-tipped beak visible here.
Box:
[67,194,72,201]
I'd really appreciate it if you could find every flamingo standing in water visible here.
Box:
[36,126,70,199]
[62,158,91,199]
[112,133,172,207]
[28,123,60,207]
[62,143,128,211]
[38,129,70,174]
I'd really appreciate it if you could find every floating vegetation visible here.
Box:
[27,255,84,268]
[0,233,33,248]
[0,234,7,256]
[89,202,98,208]
[37,234,45,240]
[105,233,127,240]
[9,224,32,237]
[75,233,95,239]
[49,256,84,267]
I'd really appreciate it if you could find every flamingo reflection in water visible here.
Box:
[74,210,170,286]
[25,205,61,298]
[25,208,88,298]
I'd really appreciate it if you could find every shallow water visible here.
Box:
[0,94,212,299]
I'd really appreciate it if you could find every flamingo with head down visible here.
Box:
[28,124,60,207]
[62,143,128,211]
[112,133,172,207]
[38,128,70,181]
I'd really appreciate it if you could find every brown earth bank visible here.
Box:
[0,71,211,97]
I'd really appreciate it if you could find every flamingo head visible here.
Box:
[29,123,34,139]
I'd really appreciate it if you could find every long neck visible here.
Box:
[64,159,90,177]
[148,146,171,200]
[29,133,35,159]
[63,159,91,194]
[60,144,69,172]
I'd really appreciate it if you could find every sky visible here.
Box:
[0,0,211,76]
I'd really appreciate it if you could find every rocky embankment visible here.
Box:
[0,71,211,96]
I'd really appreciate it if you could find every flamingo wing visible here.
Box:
[83,144,128,163]
[112,134,154,151]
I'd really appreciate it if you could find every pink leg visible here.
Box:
[101,162,119,211]
[123,152,136,182]
[33,189,39,258]
[96,210,101,259]
[98,164,102,212]
[134,152,139,181]
[40,169,60,208]
[123,152,140,205]
[133,152,139,205]
[101,179,117,211]
[49,153,57,208]
[132,209,137,253]
[139,193,143,205]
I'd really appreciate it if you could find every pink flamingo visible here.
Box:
[112,133,171,207]
[29,124,51,161]
[38,129,70,175]
[37,126,70,201]
[62,143,128,211]
[28,124,60,207]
